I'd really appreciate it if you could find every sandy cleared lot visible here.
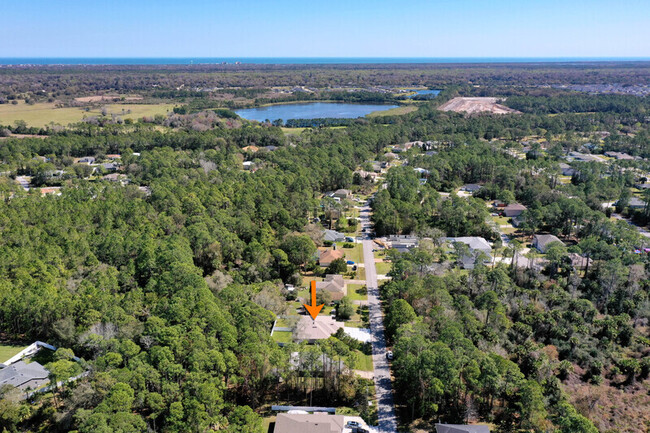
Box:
[75,95,143,103]
[438,97,520,114]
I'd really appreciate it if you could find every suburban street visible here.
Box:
[359,201,398,433]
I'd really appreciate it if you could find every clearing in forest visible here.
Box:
[438,97,520,114]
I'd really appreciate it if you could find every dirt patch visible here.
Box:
[0,134,47,140]
[75,95,142,103]
[438,97,520,114]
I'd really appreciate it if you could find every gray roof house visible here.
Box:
[0,361,50,391]
[447,237,492,256]
[503,203,527,218]
[386,235,419,253]
[558,163,575,176]
[461,184,482,193]
[323,229,346,243]
[447,237,492,269]
[332,189,352,200]
[315,274,347,301]
[533,234,564,253]
[436,424,490,433]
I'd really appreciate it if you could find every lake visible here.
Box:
[234,102,398,122]
[406,89,441,98]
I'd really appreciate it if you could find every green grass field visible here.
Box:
[0,101,176,128]
[344,244,364,264]
[347,284,368,302]
[353,350,374,371]
[0,344,26,363]
[366,105,417,118]
[375,262,392,275]
[272,331,293,344]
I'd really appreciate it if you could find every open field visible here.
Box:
[0,344,26,363]
[367,105,417,117]
[0,101,176,128]
[438,97,520,114]
[74,95,143,103]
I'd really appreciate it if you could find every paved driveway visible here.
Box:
[360,204,398,433]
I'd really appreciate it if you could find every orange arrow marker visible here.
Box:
[303,280,324,320]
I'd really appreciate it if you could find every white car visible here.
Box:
[386,351,394,360]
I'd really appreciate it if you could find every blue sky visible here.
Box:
[2,0,649,57]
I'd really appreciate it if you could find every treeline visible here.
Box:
[505,93,650,114]
[3,62,650,103]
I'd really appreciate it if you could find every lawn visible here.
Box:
[0,101,176,128]
[272,331,293,344]
[375,262,392,275]
[262,416,276,433]
[344,244,364,264]
[491,215,511,226]
[0,344,26,363]
[347,284,368,302]
[353,350,374,371]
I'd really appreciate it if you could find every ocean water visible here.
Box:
[1,57,648,65]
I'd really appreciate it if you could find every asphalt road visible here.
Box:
[359,203,398,433]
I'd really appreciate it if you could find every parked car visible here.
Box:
[386,351,394,360]
[346,421,360,428]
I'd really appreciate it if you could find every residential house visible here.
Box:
[386,235,419,253]
[446,237,492,258]
[318,248,345,267]
[105,154,121,160]
[39,187,62,196]
[447,237,492,269]
[101,162,118,171]
[323,229,346,243]
[103,173,129,183]
[242,145,259,153]
[532,234,564,253]
[567,151,603,162]
[76,156,95,164]
[332,189,352,200]
[435,424,490,433]
[316,274,346,301]
[605,151,636,160]
[274,413,355,433]
[354,170,378,183]
[568,252,593,270]
[558,163,575,176]
[242,161,255,170]
[627,197,647,209]
[0,361,49,391]
[503,203,527,218]
[384,152,398,160]
[263,145,278,152]
[294,316,344,343]
[461,184,482,193]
